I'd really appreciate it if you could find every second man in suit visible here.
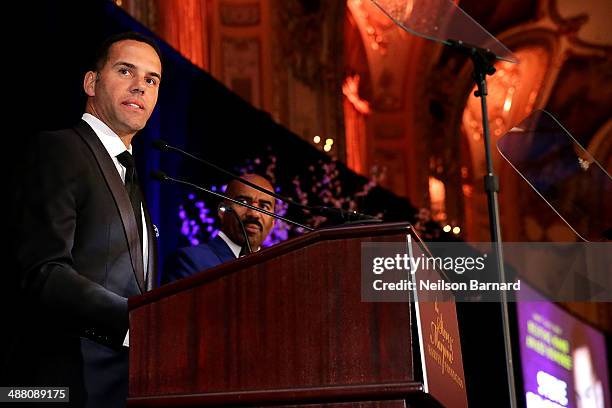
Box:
[164,174,276,282]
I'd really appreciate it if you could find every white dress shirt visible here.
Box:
[217,230,260,257]
[218,231,241,258]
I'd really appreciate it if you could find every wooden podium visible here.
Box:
[128,223,466,408]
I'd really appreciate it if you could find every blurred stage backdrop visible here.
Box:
[20,0,611,317]
[23,0,456,280]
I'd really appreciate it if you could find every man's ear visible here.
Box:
[83,71,97,97]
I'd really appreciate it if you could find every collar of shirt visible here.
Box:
[217,231,242,258]
[82,113,131,158]
[217,231,261,258]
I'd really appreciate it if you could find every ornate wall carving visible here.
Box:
[271,0,346,160]
[221,37,262,107]
[219,1,260,26]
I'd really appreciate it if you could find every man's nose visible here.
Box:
[130,78,146,95]
[245,205,261,218]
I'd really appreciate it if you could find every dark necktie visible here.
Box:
[116,151,143,244]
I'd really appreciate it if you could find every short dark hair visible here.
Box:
[91,31,162,72]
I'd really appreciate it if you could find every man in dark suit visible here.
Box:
[163,174,276,283]
[7,32,162,407]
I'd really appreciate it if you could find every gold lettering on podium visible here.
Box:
[427,300,464,389]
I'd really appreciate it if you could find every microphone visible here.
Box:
[153,139,309,209]
[152,139,170,152]
[150,170,169,182]
[151,170,314,231]
[218,203,252,255]
[152,139,380,225]
[311,206,380,223]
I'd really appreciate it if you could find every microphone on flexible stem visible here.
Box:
[152,139,380,225]
[151,170,170,182]
[153,139,311,210]
[218,203,252,255]
[151,170,314,232]
[311,206,380,223]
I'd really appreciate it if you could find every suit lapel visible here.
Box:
[73,120,145,293]
[209,235,238,263]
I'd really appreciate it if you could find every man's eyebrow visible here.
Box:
[114,61,135,69]
[234,195,251,201]
[233,194,273,205]
[148,70,162,80]
[113,61,162,80]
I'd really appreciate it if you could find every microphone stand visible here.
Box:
[151,170,314,232]
[219,204,252,254]
[447,39,517,408]
[153,140,379,224]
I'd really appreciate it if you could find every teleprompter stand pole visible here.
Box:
[448,39,518,408]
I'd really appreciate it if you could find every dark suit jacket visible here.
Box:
[163,235,236,284]
[7,120,158,407]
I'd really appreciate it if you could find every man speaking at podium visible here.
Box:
[164,174,276,283]
[8,32,161,407]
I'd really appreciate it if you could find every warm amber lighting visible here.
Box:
[326,138,334,146]
[462,184,473,198]
[313,136,321,144]
[452,226,461,235]
[443,225,451,233]
[323,144,332,152]
[459,47,549,241]
[461,47,549,151]
[368,0,414,21]
[429,176,447,222]
[342,75,371,115]
[156,0,208,71]
[503,87,515,113]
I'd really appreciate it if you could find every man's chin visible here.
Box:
[119,116,147,131]
[246,236,262,250]
[247,234,261,245]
